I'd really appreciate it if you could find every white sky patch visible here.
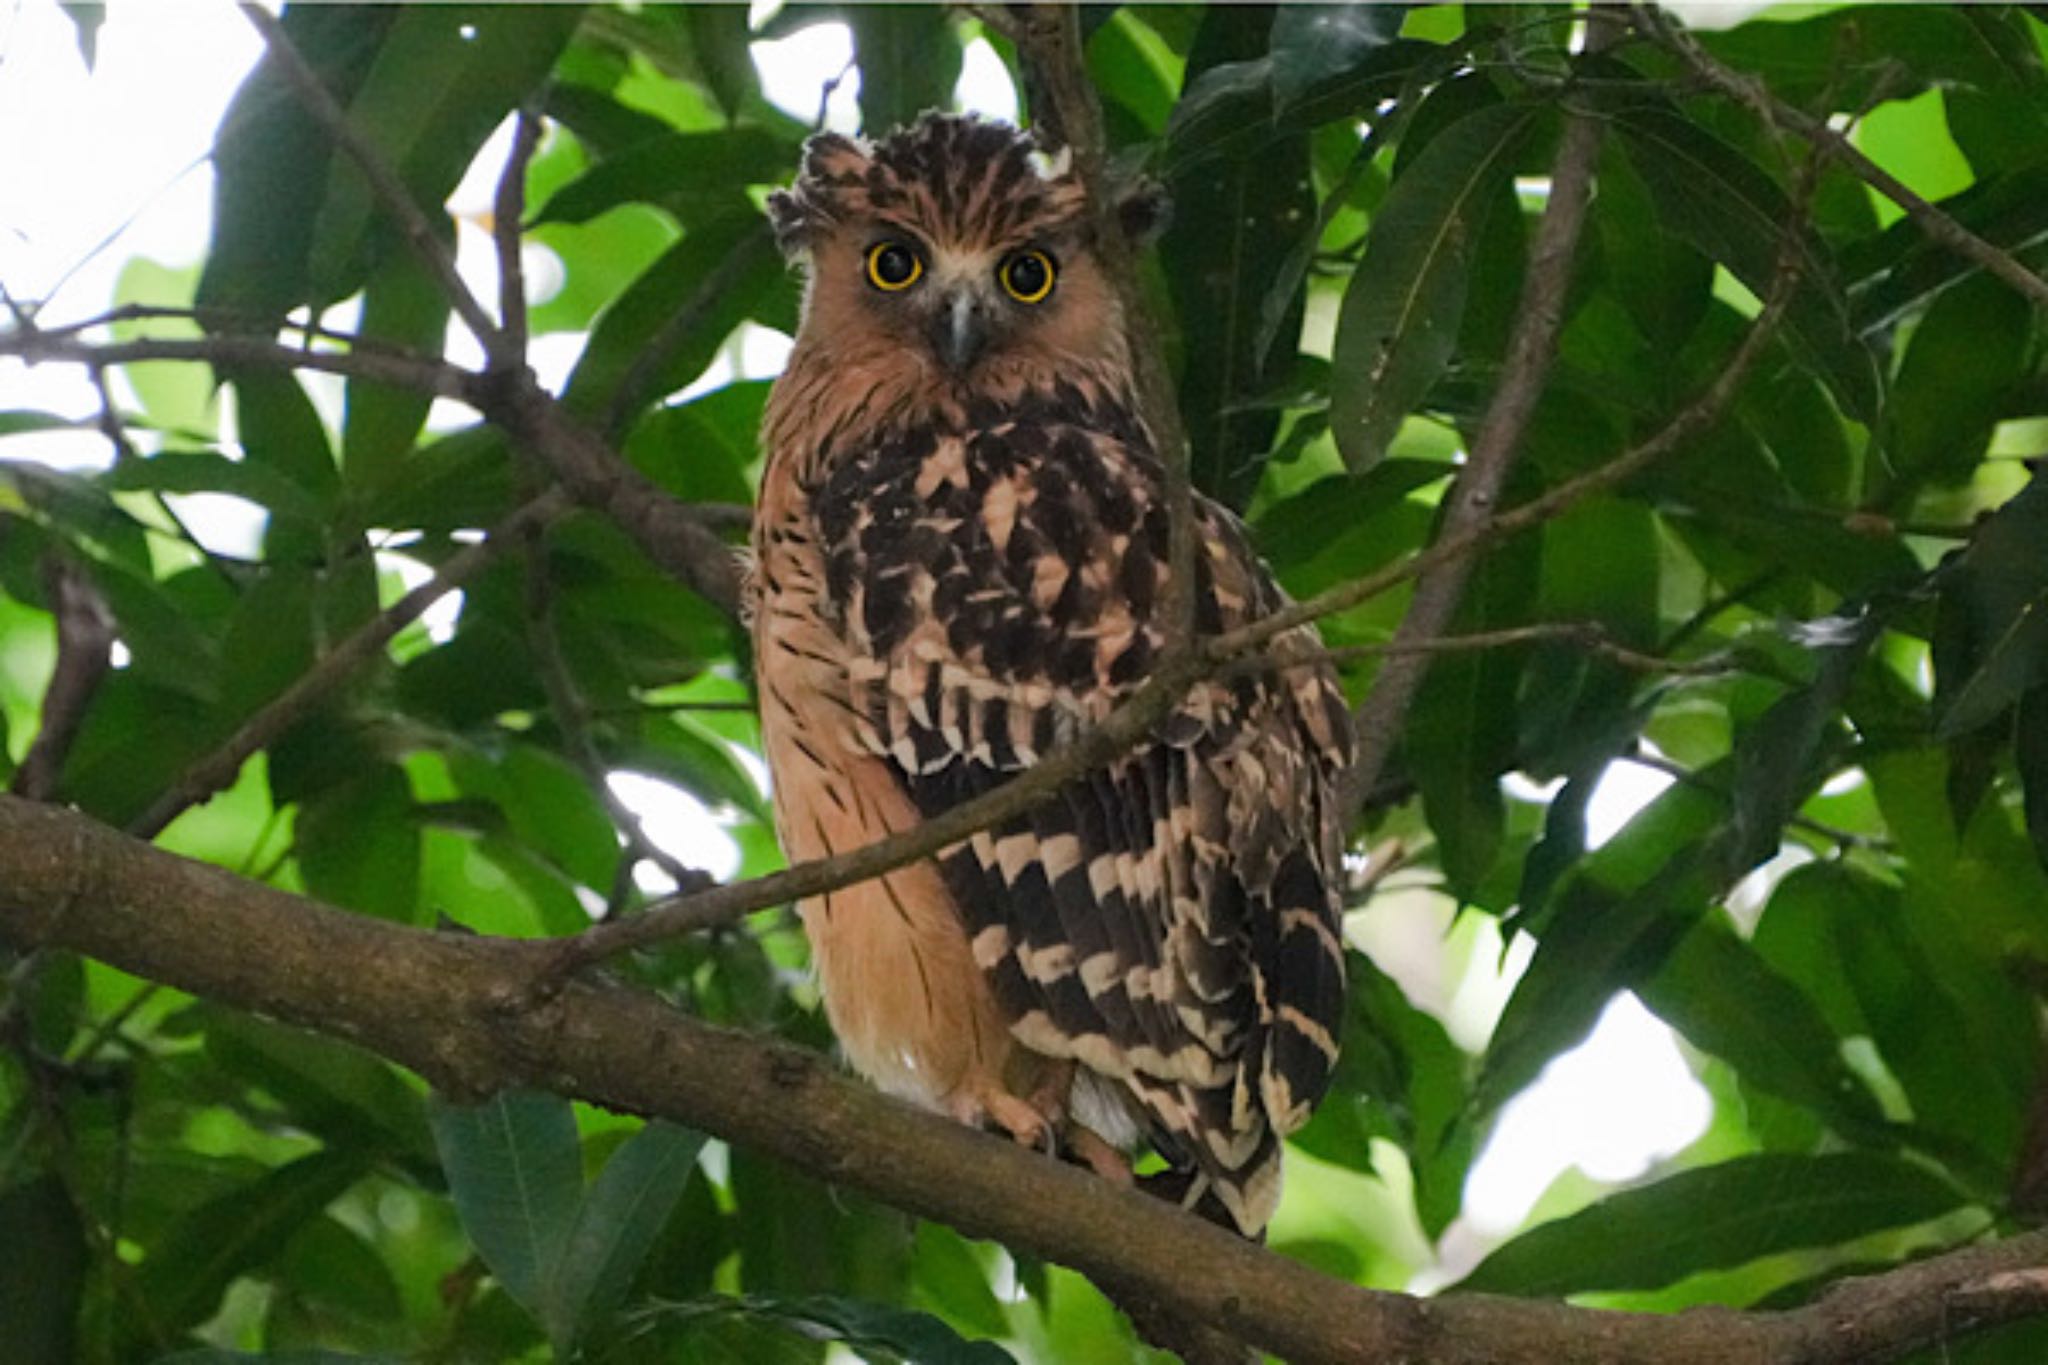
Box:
[751,20,859,133]
[378,550,463,646]
[606,769,742,888]
[165,491,266,561]
[1461,993,1713,1237]
[955,37,1018,123]
[1584,751,1678,849]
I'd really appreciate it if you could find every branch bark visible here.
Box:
[4,792,2046,1365]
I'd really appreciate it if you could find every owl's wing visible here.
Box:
[814,388,1352,1234]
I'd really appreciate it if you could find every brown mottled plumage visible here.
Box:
[752,114,1352,1235]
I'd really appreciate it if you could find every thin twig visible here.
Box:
[1247,621,1740,681]
[1635,2,2048,312]
[11,555,116,801]
[493,104,543,362]
[0,328,474,401]
[1619,750,1891,851]
[128,490,569,840]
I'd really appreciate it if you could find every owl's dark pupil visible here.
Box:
[1007,255,1047,296]
[874,245,915,284]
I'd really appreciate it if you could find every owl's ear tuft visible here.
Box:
[1117,179,1170,247]
[766,190,813,259]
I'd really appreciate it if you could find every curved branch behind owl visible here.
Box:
[752,113,1352,1237]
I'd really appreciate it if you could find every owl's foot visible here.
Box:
[1064,1122,1133,1185]
[948,1077,1060,1155]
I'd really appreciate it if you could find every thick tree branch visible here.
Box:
[3,792,2046,1365]
[1343,91,1607,817]
[1635,2,2048,312]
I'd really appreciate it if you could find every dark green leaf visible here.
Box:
[342,248,449,497]
[106,450,325,525]
[295,764,421,922]
[1886,272,2033,490]
[1329,98,1536,471]
[536,128,795,226]
[0,1176,88,1365]
[202,1010,435,1167]
[848,6,962,135]
[1268,5,1403,115]
[305,6,584,301]
[1456,1152,1968,1296]
[684,6,761,119]
[131,1151,373,1347]
[1640,917,1885,1135]
[1934,475,2048,737]
[1613,102,1882,421]
[631,1293,1015,1365]
[2021,685,2048,870]
[429,1089,585,1331]
[200,8,400,318]
[564,209,782,421]
[554,1122,707,1355]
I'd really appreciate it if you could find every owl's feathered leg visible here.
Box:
[1064,1122,1134,1184]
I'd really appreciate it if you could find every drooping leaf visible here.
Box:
[295,763,421,923]
[552,1122,707,1356]
[201,1010,436,1168]
[429,1089,585,1330]
[1933,474,2048,738]
[1329,97,1536,471]
[1268,5,1404,116]
[342,247,449,498]
[629,1293,1015,1365]
[1456,1152,1968,1296]
[534,128,796,227]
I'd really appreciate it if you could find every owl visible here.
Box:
[751,113,1353,1236]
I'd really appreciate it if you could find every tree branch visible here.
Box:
[4,791,2046,1365]
[10,555,115,802]
[1343,87,1607,816]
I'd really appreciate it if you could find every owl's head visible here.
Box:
[768,114,1163,380]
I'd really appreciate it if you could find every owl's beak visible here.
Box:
[930,288,989,373]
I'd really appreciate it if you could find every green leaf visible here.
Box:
[848,6,962,135]
[149,1353,403,1365]
[1268,5,1403,116]
[228,369,341,523]
[449,742,622,895]
[130,1150,373,1348]
[1161,91,1314,507]
[631,1293,1015,1365]
[0,1176,88,1365]
[682,6,761,119]
[2021,684,2048,870]
[1404,519,1537,895]
[1329,98,1536,471]
[1612,101,1882,422]
[553,1122,707,1355]
[1886,272,2033,490]
[1934,475,2048,738]
[304,5,584,302]
[295,764,421,922]
[1455,1152,1968,1296]
[202,1010,435,1167]
[106,450,326,526]
[535,128,795,226]
[429,1089,585,1331]
[342,247,449,497]
[563,208,782,421]
[1640,917,1885,1136]
[200,8,401,318]
[912,1223,1009,1340]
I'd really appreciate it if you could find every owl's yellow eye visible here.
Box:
[999,250,1056,304]
[866,241,923,292]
